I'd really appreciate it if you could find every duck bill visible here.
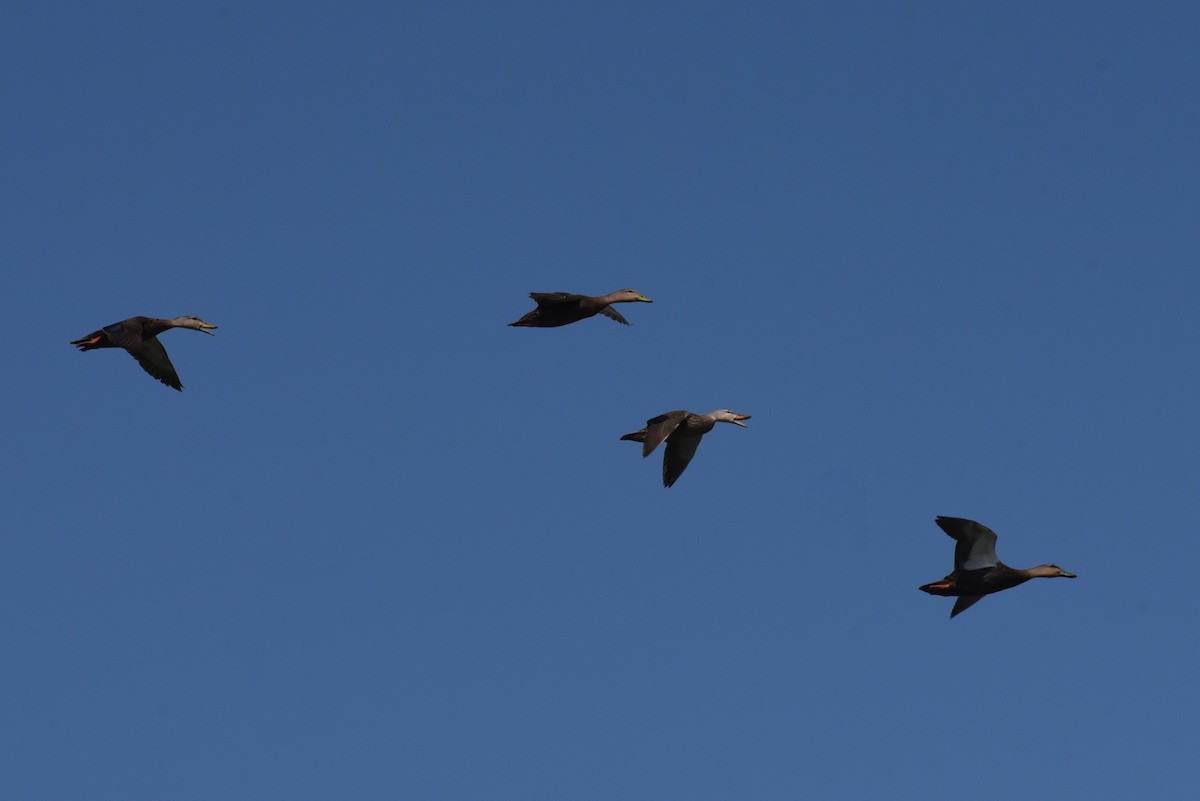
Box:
[1061,571,1077,578]
[200,323,218,335]
[635,295,653,303]
[732,414,751,428]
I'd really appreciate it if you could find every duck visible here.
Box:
[919,516,1076,618]
[71,315,218,391]
[621,409,750,487]
[509,289,652,327]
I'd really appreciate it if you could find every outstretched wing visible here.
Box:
[127,337,183,390]
[950,595,985,618]
[662,433,702,487]
[936,516,1000,571]
[599,306,631,325]
[96,319,184,390]
[639,411,688,458]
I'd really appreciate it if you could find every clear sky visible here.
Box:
[4,1,1198,799]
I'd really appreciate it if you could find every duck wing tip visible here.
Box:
[600,306,631,325]
[949,595,984,618]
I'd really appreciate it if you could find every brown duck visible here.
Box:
[71,315,218,391]
[509,289,652,328]
[621,409,750,488]
[919,516,1076,618]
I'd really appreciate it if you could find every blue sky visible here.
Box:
[4,1,1199,798]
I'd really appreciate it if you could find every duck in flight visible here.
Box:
[621,409,750,487]
[919,516,1076,618]
[71,315,218,391]
[509,289,652,328]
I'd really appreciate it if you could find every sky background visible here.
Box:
[3,1,1199,798]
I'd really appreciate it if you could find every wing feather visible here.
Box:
[950,595,985,618]
[531,292,582,307]
[128,337,183,390]
[662,433,701,487]
[936,516,1000,571]
[599,306,631,325]
[639,411,688,457]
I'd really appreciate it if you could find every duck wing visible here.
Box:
[131,337,183,390]
[530,292,584,307]
[637,411,688,458]
[101,320,182,390]
[950,595,985,618]
[599,306,631,325]
[662,431,702,487]
[936,516,1000,571]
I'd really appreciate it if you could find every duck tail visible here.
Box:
[70,330,108,351]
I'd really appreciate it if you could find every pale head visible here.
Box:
[172,316,219,335]
[610,289,653,304]
[1027,564,1077,579]
[709,409,751,427]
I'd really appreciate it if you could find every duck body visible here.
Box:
[919,516,1076,618]
[621,409,749,488]
[509,289,652,327]
[71,315,218,391]
[920,564,1036,600]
